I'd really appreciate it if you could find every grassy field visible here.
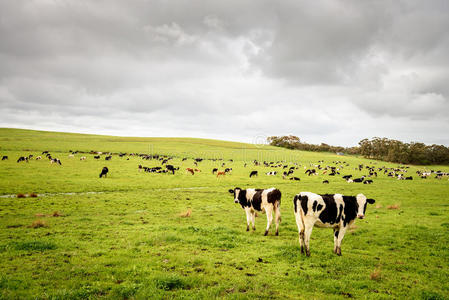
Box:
[0,128,448,299]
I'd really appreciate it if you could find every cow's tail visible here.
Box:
[294,194,306,233]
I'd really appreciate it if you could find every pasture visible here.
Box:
[0,128,448,299]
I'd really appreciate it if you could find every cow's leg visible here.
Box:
[251,211,256,231]
[295,212,305,253]
[264,206,273,236]
[304,219,315,256]
[333,228,340,254]
[274,203,281,236]
[245,208,251,231]
[335,226,348,256]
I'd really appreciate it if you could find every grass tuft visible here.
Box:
[52,211,62,217]
[387,204,400,210]
[179,209,192,217]
[370,268,382,281]
[13,240,56,251]
[29,219,47,228]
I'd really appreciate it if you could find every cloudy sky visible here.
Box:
[1,0,448,146]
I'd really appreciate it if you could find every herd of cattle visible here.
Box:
[3,150,448,256]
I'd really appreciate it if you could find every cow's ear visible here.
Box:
[367,198,375,204]
[228,189,234,194]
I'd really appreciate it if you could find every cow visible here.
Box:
[216,171,226,177]
[290,177,300,181]
[2,156,8,160]
[229,187,281,236]
[405,176,413,180]
[212,168,218,174]
[99,167,109,178]
[105,156,112,161]
[293,192,375,256]
[249,171,258,178]
[322,180,329,184]
[80,156,87,161]
[51,158,62,165]
[186,168,195,175]
[36,156,42,160]
[266,171,277,176]
[224,168,232,174]
[94,155,100,159]
[17,156,28,163]
[342,175,352,180]
[166,165,178,174]
[363,179,373,184]
[353,177,364,183]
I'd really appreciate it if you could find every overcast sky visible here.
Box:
[1,1,448,146]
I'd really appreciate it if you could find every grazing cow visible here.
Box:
[2,156,8,160]
[293,192,375,256]
[342,175,352,180]
[105,156,112,161]
[99,167,109,178]
[166,165,179,174]
[212,168,218,174]
[405,176,413,180]
[36,156,42,160]
[305,169,316,176]
[17,156,28,163]
[224,168,232,174]
[94,155,100,159]
[216,171,226,177]
[186,168,195,175]
[266,171,277,176]
[229,187,281,236]
[249,171,258,178]
[80,156,87,161]
[363,180,373,184]
[290,177,300,181]
[51,158,62,165]
[353,177,364,183]
[68,154,75,158]
[322,180,329,184]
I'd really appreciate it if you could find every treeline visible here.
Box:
[267,135,449,165]
[358,137,449,165]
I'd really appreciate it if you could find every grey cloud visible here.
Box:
[0,0,448,147]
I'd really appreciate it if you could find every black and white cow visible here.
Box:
[293,192,375,256]
[229,187,281,236]
[2,156,8,160]
[266,171,277,176]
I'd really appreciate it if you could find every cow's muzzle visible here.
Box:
[234,199,239,204]
[357,215,365,219]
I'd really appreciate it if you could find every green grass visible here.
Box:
[0,128,448,299]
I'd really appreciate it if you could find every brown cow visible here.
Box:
[216,171,226,177]
[186,168,195,175]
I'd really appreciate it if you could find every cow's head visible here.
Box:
[228,187,243,204]
[356,194,375,219]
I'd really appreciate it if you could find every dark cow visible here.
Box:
[212,168,218,174]
[405,176,413,180]
[2,156,8,160]
[305,169,316,176]
[342,175,352,180]
[293,192,375,256]
[17,156,28,163]
[99,167,109,178]
[105,155,112,161]
[353,177,364,183]
[249,171,258,178]
[322,180,329,184]
[229,187,282,236]
[224,168,232,174]
[290,177,300,181]
[363,180,373,184]
[166,165,178,174]
[94,155,100,159]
